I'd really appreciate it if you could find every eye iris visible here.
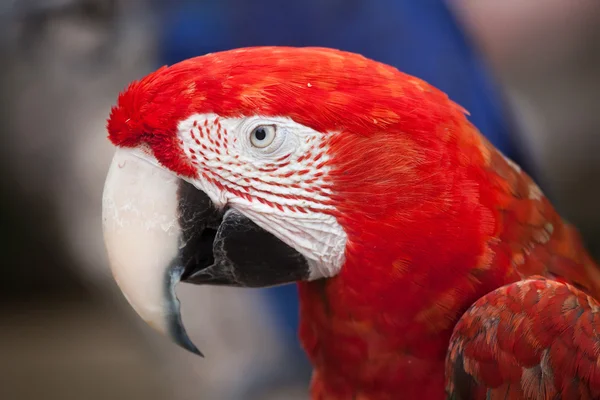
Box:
[250,125,276,148]
[254,128,267,141]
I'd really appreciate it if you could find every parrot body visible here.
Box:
[103,47,600,400]
[297,129,600,398]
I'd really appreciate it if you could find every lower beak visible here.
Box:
[102,148,309,356]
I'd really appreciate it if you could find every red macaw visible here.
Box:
[101,47,600,399]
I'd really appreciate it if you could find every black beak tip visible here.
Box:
[170,317,204,357]
[165,274,204,357]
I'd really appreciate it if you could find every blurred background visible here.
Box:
[1,1,598,399]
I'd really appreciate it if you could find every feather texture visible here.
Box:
[446,277,600,399]
[106,46,600,399]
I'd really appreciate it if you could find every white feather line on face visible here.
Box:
[175,113,348,279]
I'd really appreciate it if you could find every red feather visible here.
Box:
[106,47,600,399]
[446,278,600,399]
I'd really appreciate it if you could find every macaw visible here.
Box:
[158,4,529,384]
[102,47,600,399]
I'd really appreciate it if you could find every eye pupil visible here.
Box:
[250,125,276,148]
[254,128,267,141]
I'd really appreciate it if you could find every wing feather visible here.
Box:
[446,277,600,400]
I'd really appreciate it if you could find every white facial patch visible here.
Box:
[172,113,347,279]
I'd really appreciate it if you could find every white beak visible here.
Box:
[102,148,201,354]
[101,147,312,356]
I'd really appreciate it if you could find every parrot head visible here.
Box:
[103,46,487,355]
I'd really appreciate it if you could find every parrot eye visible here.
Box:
[250,125,276,148]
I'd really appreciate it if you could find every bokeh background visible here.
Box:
[1,1,598,399]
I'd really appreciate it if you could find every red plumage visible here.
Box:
[446,278,600,399]
[106,47,600,399]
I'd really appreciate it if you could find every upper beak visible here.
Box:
[102,148,309,356]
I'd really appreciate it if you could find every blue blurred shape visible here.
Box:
[158,0,517,158]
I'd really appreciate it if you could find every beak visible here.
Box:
[102,148,309,356]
